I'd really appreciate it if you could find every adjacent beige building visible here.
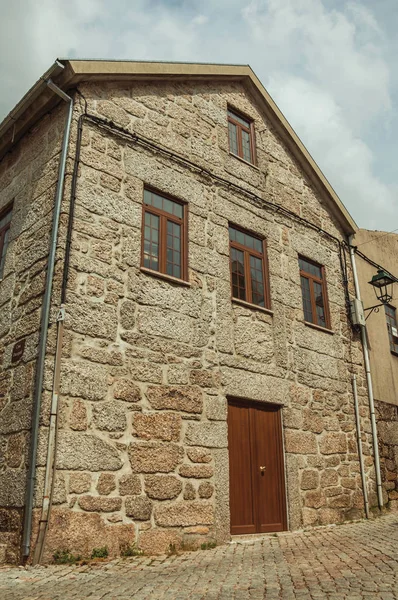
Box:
[0,60,385,564]
[353,229,398,506]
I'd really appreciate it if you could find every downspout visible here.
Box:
[352,374,370,518]
[22,81,73,560]
[348,237,384,509]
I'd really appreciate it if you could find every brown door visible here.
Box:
[228,399,287,535]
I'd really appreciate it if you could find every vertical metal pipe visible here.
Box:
[348,238,384,509]
[352,375,370,518]
[22,88,73,559]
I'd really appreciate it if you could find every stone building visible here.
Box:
[353,229,398,508]
[0,60,380,564]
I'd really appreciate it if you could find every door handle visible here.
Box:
[259,466,266,471]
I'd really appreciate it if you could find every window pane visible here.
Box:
[166,219,181,278]
[229,226,263,254]
[0,210,12,229]
[228,122,238,155]
[313,281,326,327]
[299,257,321,279]
[300,276,313,323]
[143,211,160,271]
[231,247,246,301]
[144,189,183,218]
[242,130,252,163]
[228,110,250,129]
[250,255,264,306]
[0,227,10,279]
[385,305,398,353]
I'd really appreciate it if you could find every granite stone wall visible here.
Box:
[0,105,66,563]
[1,79,379,564]
[31,80,376,561]
[376,399,398,508]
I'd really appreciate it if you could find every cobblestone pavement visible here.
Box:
[1,514,397,600]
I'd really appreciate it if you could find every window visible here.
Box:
[142,188,187,280]
[299,256,331,329]
[227,108,255,164]
[229,225,270,308]
[0,206,12,279]
[385,305,398,355]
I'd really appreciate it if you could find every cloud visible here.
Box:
[0,0,396,230]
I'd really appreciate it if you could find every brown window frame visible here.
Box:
[227,107,256,165]
[385,305,398,356]
[0,204,12,280]
[299,256,331,330]
[141,187,188,282]
[229,224,271,310]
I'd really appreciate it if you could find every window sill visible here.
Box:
[140,267,191,287]
[304,321,334,335]
[390,350,398,358]
[229,152,260,171]
[232,298,273,315]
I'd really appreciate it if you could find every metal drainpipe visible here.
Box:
[22,82,73,560]
[352,374,370,518]
[348,237,384,509]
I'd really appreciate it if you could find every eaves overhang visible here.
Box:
[0,59,357,236]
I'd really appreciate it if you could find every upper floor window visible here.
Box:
[385,305,398,355]
[227,108,255,164]
[299,256,331,329]
[0,205,12,279]
[142,188,187,281]
[229,225,270,309]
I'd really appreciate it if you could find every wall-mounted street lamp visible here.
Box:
[364,269,396,319]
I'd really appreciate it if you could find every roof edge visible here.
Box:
[0,59,357,235]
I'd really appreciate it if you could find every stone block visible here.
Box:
[134,413,181,442]
[155,502,214,527]
[284,430,318,454]
[321,469,339,487]
[125,496,152,520]
[96,473,116,495]
[60,361,108,401]
[69,399,87,431]
[187,448,212,463]
[302,508,318,526]
[92,401,127,431]
[78,496,122,512]
[198,482,214,499]
[304,490,326,509]
[300,470,319,490]
[57,432,122,471]
[5,433,25,468]
[69,472,91,494]
[114,379,141,403]
[205,396,227,421]
[319,433,348,455]
[185,422,227,448]
[184,482,196,500]
[146,386,203,414]
[129,442,183,473]
[138,529,181,555]
[67,296,118,340]
[318,508,345,525]
[145,475,182,500]
[327,494,352,508]
[179,465,214,478]
[119,474,141,496]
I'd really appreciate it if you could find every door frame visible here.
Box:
[227,396,288,534]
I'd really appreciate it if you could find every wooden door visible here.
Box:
[228,400,287,535]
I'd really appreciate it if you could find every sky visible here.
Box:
[1,0,397,232]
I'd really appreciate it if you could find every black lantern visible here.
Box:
[368,269,395,304]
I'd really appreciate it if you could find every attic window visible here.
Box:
[227,108,255,164]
